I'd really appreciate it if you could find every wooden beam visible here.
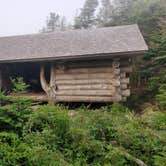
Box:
[56,67,117,74]
[55,89,115,96]
[56,96,115,102]
[55,73,115,80]
[55,79,120,86]
[57,84,115,90]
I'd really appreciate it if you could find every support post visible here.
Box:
[112,59,122,103]
[40,63,57,104]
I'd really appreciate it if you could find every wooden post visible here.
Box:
[40,63,57,104]
[112,59,122,103]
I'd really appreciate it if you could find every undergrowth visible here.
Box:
[0,93,165,165]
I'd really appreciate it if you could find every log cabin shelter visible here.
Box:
[0,24,148,103]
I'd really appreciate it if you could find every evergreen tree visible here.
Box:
[145,20,166,109]
[41,13,67,33]
[97,0,114,27]
[74,0,99,29]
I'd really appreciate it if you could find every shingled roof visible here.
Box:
[0,24,148,63]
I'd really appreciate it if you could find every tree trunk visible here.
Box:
[40,64,57,104]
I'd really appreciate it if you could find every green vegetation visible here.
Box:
[0,95,165,165]
[10,77,30,93]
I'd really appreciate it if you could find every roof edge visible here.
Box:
[0,50,147,64]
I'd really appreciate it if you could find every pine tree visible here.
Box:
[97,0,114,27]
[41,13,67,33]
[74,0,99,29]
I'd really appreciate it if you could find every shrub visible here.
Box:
[10,77,30,93]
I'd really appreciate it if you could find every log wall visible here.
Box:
[53,59,132,102]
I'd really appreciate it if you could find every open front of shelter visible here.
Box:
[0,24,148,103]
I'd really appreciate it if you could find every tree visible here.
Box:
[97,0,114,27]
[145,20,166,109]
[40,13,67,33]
[74,0,99,29]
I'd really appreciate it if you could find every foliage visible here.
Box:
[74,0,99,29]
[0,93,165,165]
[0,91,35,136]
[143,21,166,109]
[41,12,67,32]
[10,77,29,93]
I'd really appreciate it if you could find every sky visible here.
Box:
[0,0,84,37]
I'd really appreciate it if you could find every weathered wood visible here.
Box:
[40,64,56,104]
[56,96,115,102]
[55,79,120,86]
[57,84,115,90]
[55,89,115,96]
[10,93,48,102]
[38,58,132,103]
[121,66,132,73]
[120,84,128,90]
[40,65,49,92]
[56,67,118,74]
[55,73,115,80]
[50,63,56,86]
[67,60,129,69]
[120,72,126,78]
[120,78,130,84]
[121,89,130,97]
[112,59,122,103]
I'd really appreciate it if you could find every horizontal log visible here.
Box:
[120,72,126,78]
[55,89,115,96]
[9,93,48,102]
[120,78,130,84]
[122,97,127,102]
[56,96,117,102]
[57,84,115,90]
[56,79,120,86]
[9,92,123,102]
[56,73,115,80]
[66,59,130,69]
[121,89,130,97]
[56,67,118,74]
[112,93,122,102]
[120,84,128,90]
[121,67,132,73]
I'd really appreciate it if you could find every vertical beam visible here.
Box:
[112,59,122,103]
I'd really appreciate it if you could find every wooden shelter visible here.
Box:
[0,24,148,103]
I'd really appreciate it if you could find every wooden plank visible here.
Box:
[56,79,120,86]
[55,89,115,96]
[121,67,132,73]
[120,78,130,84]
[55,73,115,80]
[121,89,130,97]
[65,60,129,69]
[56,67,117,74]
[56,96,114,102]
[120,72,126,78]
[9,93,48,102]
[120,84,128,90]
[57,84,115,90]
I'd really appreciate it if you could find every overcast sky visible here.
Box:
[0,0,84,37]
